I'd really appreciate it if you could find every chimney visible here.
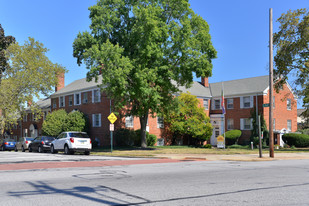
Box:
[55,72,65,92]
[201,77,209,87]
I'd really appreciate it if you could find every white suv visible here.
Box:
[51,131,92,155]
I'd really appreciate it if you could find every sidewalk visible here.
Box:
[154,152,309,161]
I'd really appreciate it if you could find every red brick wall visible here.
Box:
[263,84,297,132]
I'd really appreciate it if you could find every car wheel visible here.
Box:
[64,145,70,155]
[51,145,57,154]
[22,146,25,152]
[84,151,90,155]
[29,145,32,152]
[38,146,43,153]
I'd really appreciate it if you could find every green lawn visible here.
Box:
[90,145,309,157]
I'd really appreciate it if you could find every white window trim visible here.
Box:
[59,96,65,108]
[227,119,234,130]
[203,99,209,110]
[157,117,164,128]
[212,99,221,110]
[83,92,88,104]
[125,116,134,128]
[227,99,234,109]
[92,89,101,103]
[92,114,101,127]
[287,119,292,131]
[240,118,253,130]
[74,93,81,105]
[240,96,253,109]
[68,95,73,106]
[287,99,291,110]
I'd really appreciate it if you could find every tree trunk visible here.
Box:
[140,113,148,148]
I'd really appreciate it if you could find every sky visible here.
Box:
[0,0,308,107]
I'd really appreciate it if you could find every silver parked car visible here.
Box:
[15,137,34,152]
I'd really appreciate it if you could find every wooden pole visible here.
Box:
[269,8,274,158]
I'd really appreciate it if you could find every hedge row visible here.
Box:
[282,133,309,147]
[224,130,242,145]
[114,128,157,147]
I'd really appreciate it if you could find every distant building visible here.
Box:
[10,75,297,147]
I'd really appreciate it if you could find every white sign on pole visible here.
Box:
[110,124,114,131]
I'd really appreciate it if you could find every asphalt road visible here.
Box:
[1,152,309,205]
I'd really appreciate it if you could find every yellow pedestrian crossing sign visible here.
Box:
[108,112,117,124]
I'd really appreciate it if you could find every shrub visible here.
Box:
[202,144,212,149]
[148,134,157,146]
[228,144,249,149]
[224,130,242,145]
[114,128,136,146]
[282,133,309,147]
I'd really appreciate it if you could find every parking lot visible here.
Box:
[0,151,143,164]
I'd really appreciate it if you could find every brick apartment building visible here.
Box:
[8,75,297,147]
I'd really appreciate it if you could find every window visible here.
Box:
[227,119,234,130]
[23,114,27,122]
[273,96,275,108]
[53,99,57,109]
[203,99,208,110]
[227,99,233,109]
[125,116,134,128]
[75,93,81,105]
[273,118,276,130]
[83,92,88,104]
[157,117,164,128]
[93,89,101,103]
[214,99,220,110]
[240,118,253,130]
[92,114,101,127]
[287,120,292,131]
[43,111,48,120]
[69,95,73,106]
[24,129,28,137]
[243,96,251,108]
[59,96,65,107]
[287,99,291,110]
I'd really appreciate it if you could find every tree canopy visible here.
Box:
[0,24,15,84]
[273,8,309,118]
[73,0,217,147]
[164,92,212,145]
[42,109,88,137]
[0,37,65,135]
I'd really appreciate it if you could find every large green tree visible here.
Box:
[164,92,212,145]
[0,37,65,135]
[273,8,309,120]
[73,0,217,147]
[0,24,15,84]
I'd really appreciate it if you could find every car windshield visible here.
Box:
[26,138,34,141]
[68,133,89,138]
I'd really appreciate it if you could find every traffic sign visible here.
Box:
[110,124,114,131]
[108,112,117,124]
[263,103,270,107]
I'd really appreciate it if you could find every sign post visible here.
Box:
[108,112,117,153]
[217,136,225,149]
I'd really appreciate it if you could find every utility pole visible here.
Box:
[269,8,274,158]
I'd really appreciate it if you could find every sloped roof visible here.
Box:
[176,81,211,97]
[25,98,51,111]
[52,76,103,96]
[51,76,212,98]
[210,75,269,97]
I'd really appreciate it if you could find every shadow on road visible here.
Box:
[7,180,309,205]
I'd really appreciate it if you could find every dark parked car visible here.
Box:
[0,139,16,151]
[29,136,55,153]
